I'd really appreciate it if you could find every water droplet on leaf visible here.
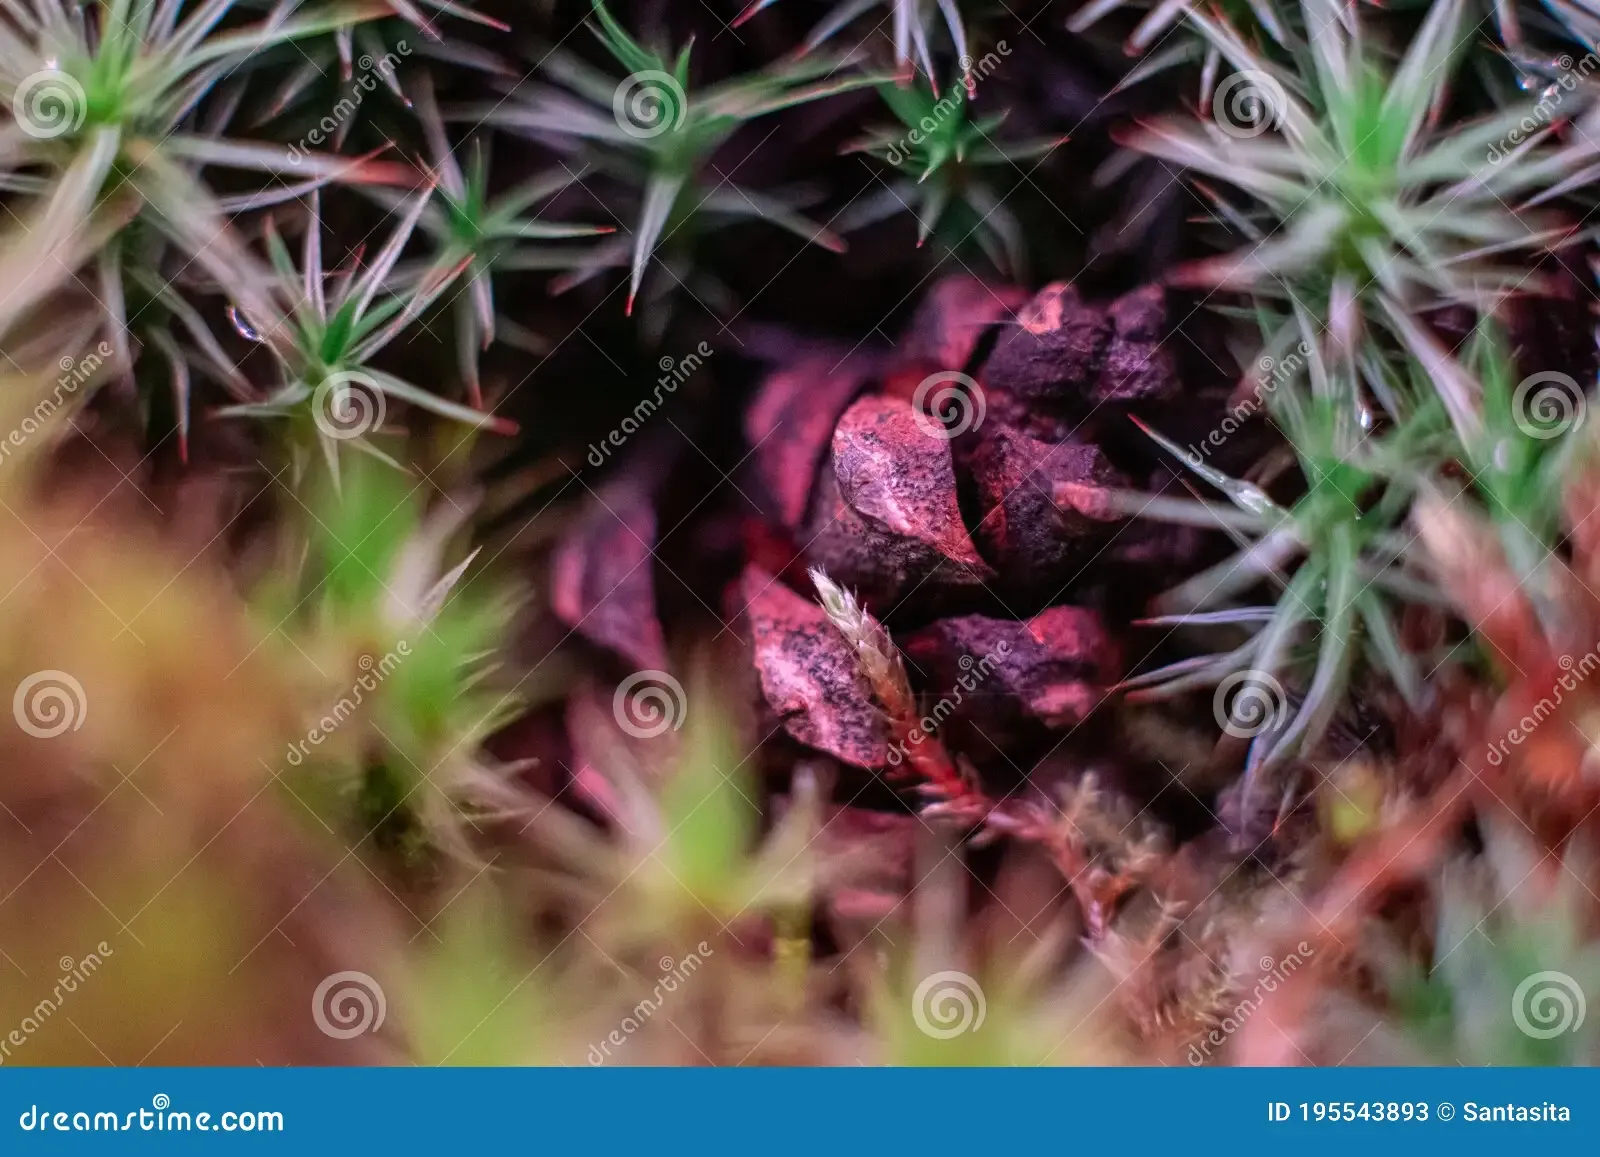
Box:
[226,304,262,342]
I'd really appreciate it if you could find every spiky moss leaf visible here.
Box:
[871,962,1128,1065]
[872,967,1010,1065]
[737,0,968,78]
[406,885,560,1065]
[280,455,521,864]
[1460,320,1574,562]
[310,459,422,614]
[355,758,436,867]
[0,451,402,1062]
[1124,0,1575,410]
[377,587,520,763]
[486,4,881,318]
[589,0,671,78]
[655,702,758,917]
[1380,828,1600,1065]
[1411,904,1600,1065]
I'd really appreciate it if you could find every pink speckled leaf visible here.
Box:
[740,566,889,769]
[745,353,873,531]
[550,480,667,672]
[832,395,994,572]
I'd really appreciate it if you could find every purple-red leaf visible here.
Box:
[968,424,1125,582]
[740,566,890,769]
[745,353,873,531]
[894,275,1028,373]
[805,396,996,612]
[550,481,667,672]
[980,282,1178,414]
[903,607,1118,734]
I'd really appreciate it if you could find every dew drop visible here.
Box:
[226,304,262,342]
